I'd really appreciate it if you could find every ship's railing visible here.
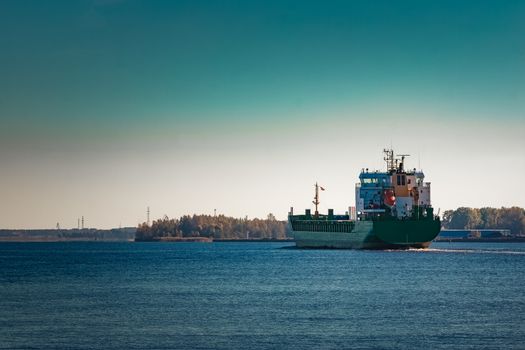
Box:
[289,214,350,221]
[357,182,430,189]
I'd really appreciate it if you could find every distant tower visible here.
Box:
[214,209,217,217]
[81,216,84,230]
[56,222,60,230]
[147,206,150,226]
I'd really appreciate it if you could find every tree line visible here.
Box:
[136,213,292,241]
[136,207,525,240]
[442,207,525,235]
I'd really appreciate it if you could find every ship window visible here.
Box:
[363,178,378,184]
[396,175,400,185]
[401,176,406,186]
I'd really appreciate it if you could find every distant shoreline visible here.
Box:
[214,238,294,242]
[0,238,135,242]
[2,238,525,243]
[134,237,294,243]
[1,228,524,243]
[0,228,136,243]
[434,237,525,243]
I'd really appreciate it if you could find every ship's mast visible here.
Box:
[383,148,395,172]
[313,182,319,216]
[396,154,410,172]
[312,182,323,217]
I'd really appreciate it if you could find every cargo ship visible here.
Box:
[288,149,441,249]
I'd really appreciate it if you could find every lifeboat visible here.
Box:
[383,189,396,206]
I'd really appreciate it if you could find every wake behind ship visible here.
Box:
[288,149,441,249]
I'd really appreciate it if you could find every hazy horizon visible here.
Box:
[1,0,524,229]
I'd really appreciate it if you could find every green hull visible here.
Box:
[373,219,441,246]
[292,219,441,249]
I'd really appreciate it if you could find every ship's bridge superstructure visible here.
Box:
[356,149,432,219]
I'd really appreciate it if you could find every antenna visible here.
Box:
[396,154,410,172]
[147,206,150,226]
[383,148,395,171]
[81,216,84,229]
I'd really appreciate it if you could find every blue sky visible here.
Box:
[1,0,524,228]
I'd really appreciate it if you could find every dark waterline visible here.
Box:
[1,242,524,349]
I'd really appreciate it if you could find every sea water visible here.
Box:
[1,242,524,349]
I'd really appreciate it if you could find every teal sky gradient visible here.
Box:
[1,0,524,228]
